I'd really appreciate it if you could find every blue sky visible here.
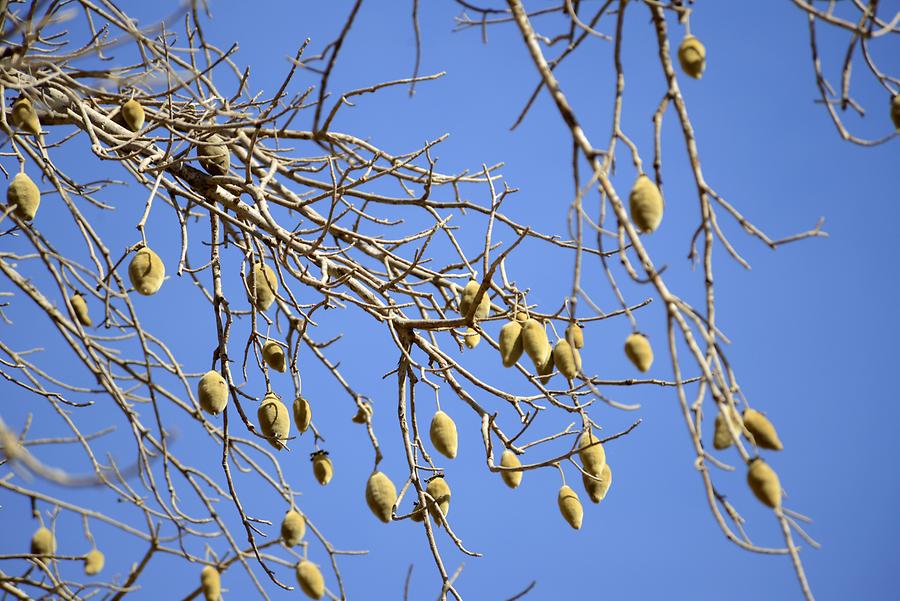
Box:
[2,1,898,600]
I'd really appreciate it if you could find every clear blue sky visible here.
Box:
[2,1,898,600]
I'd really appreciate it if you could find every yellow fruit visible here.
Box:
[351,401,371,424]
[71,293,92,327]
[743,408,783,451]
[499,449,523,489]
[558,485,584,530]
[281,509,306,546]
[293,397,312,432]
[464,327,481,349]
[11,97,40,136]
[410,502,425,522]
[678,35,706,79]
[712,405,741,450]
[200,565,221,601]
[499,320,524,368]
[425,476,451,525]
[553,339,579,380]
[311,451,333,485]
[577,430,606,477]
[429,410,458,459]
[198,370,228,415]
[7,172,40,221]
[128,247,165,296]
[30,526,55,555]
[522,319,551,372]
[515,311,528,322]
[121,99,145,131]
[892,95,900,130]
[458,279,490,319]
[565,323,584,349]
[84,548,105,576]
[199,134,230,176]
[257,392,290,450]
[365,471,397,523]
[262,341,286,372]
[582,463,612,503]
[295,560,325,599]
[629,175,664,233]
[246,262,278,311]
[747,458,781,509]
[624,333,653,372]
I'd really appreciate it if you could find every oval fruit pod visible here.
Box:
[30,526,55,555]
[7,172,40,221]
[429,410,458,459]
[262,341,286,372]
[577,430,606,477]
[892,94,900,130]
[499,449,523,489]
[678,35,706,79]
[713,406,741,450]
[522,319,550,371]
[198,370,228,415]
[84,548,105,576]
[557,485,584,530]
[536,347,555,382]
[458,280,479,317]
[582,463,612,503]
[11,97,40,136]
[499,320,524,368]
[70,293,92,327]
[742,408,783,451]
[199,134,230,176]
[121,99,145,131]
[410,502,426,522]
[426,476,452,526]
[565,323,584,349]
[747,458,781,509]
[311,451,333,485]
[553,339,579,380]
[628,175,664,234]
[246,262,278,311]
[200,565,221,601]
[351,401,372,424]
[281,509,306,546]
[464,326,481,349]
[257,392,290,450]
[624,333,653,372]
[365,471,397,523]
[128,247,165,296]
[296,559,325,599]
[293,397,312,432]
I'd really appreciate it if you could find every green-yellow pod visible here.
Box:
[458,279,479,317]
[7,172,40,221]
[311,451,333,485]
[198,370,228,415]
[464,327,481,349]
[128,247,165,296]
[712,406,741,450]
[351,401,372,424]
[536,349,555,382]
[200,565,221,601]
[582,463,612,504]
[577,430,606,477]
[121,99,145,131]
[12,97,40,136]
[553,339,579,380]
[365,471,397,523]
[743,408,783,451]
[71,293,92,327]
[624,333,653,372]
[678,35,706,79]
[499,320,524,368]
[747,458,781,509]
[257,392,290,450]
[425,476,451,525]
[410,502,426,522]
[629,175,664,234]
[565,323,584,349]
[557,485,584,530]
[892,94,900,130]
[84,548,105,576]
[499,449,523,489]
[522,319,550,372]
[199,134,230,176]
[30,526,55,555]
[429,410,458,459]
[296,560,325,600]
[280,509,306,547]
[262,341,286,372]
[293,397,312,433]
[246,262,278,311]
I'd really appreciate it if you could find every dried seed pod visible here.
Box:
[464,327,481,349]
[11,97,40,136]
[197,370,228,415]
[747,458,781,509]
[713,406,742,450]
[429,410,458,459]
[280,509,306,547]
[311,451,333,485]
[294,397,312,432]
[365,471,397,523]
[7,172,40,221]
[246,262,278,311]
[70,293,92,327]
[351,401,372,424]
[557,485,584,530]
[892,94,900,130]
[522,319,550,372]
[499,449,523,489]
[128,247,165,296]
[578,430,606,477]
[553,339,579,380]
[629,175,664,234]
[296,560,325,599]
[30,526,55,555]
[84,548,105,576]
[199,134,230,176]
[743,408,783,451]
[410,502,426,522]
[257,392,290,450]
[121,99,145,131]
[262,341,286,372]
[565,323,584,349]
[624,333,653,372]
[582,463,612,504]
[499,320,524,367]
[426,476,451,525]
[200,565,221,601]
[678,35,706,79]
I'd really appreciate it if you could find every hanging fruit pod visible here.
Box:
[257,392,290,449]
[30,526,55,555]
[557,485,584,530]
[121,98,145,131]
[499,449,523,489]
[296,559,325,599]
[11,96,40,136]
[553,339,579,380]
[582,463,612,503]
[200,565,220,601]
[429,410,458,459]
[198,370,228,415]
[262,340,286,372]
[425,475,451,526]
[628,175,664,234]
[7,172,40,221]
[294,397,312,433]
[578,430,606,477]
[624,332,653,372]
[246,262,278,311]
[70,293,92,327]
[677,35,707,79]
[365,471,397,523]
[199,133,230,176]
[746,457,781,509]
[280,509,306,546]
[311,451,333,485]
[499,320,524,367]
[84,548,105,576]
[742,408,783,451]
[128,247,165,296]
[565,322,584,349]
[712,405,742,450]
